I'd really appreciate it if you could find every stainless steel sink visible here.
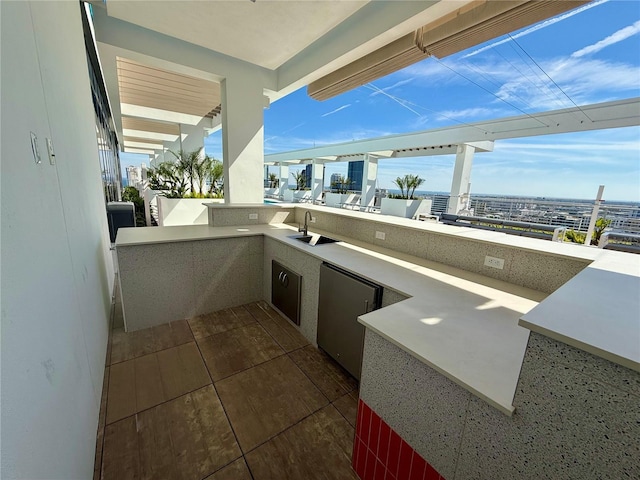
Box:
[290,234,339,246]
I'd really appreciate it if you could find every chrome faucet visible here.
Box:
[299,210,312,236]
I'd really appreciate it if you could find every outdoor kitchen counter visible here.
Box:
[117,223,545,415]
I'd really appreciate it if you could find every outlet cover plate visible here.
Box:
[484,256,505,269]
[249,213,258,220]
[375,231,386,240]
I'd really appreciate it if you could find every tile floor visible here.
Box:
[94,296,360,480]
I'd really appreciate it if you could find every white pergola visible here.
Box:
[266,98,640,213]
[89,0,596,205]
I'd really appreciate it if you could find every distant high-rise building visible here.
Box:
[330,173,343,191]
[347,161,364,191]
[125,165,142,188]
[304,164,313,188]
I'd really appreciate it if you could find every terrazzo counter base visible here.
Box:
[357,329,640,479]
[116,223,542,415]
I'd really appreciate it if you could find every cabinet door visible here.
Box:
[271,260,301,325]
[317,264,380,380]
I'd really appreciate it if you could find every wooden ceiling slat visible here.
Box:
[122,117,180,135]
[119,82,220,103]
[116,57,217,90]
[119,91,217,112]
[117,76,219,101]
[120,95,213,116]
[118,83,218,105]
[116,69,218,96]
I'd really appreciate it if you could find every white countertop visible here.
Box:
[520,250,640,372]
[117,223,545,415]
[115,220,640,412]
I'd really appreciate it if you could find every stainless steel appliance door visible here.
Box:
[317,263,381,380]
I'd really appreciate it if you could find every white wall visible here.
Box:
[1,2,113,478]
[157,197,215,226]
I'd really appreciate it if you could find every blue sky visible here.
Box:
[124,0,640,201]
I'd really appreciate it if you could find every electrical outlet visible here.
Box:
[310,216,316,223]
[375,231,386,240]
[249,213,258,220]
[484,256,505,269]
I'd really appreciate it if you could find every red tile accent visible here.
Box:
[410,452,427,480]
[352,399,446,480]
[355,438,367,479]
[374,459,386,480]
[365,447,377,480]
[357,400,365,438]
[377,422,391,464]
[370,413,382,455]
[397,441,413,480]
[387,429,402,478]
[361,404,373,444]
[425,463,440,480]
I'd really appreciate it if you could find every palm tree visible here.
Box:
[193,155,215,196]
[392,176,408,198]
[291,171,306,190]
[268,173,279,188]
[406,174,425,199]
[206,159,224,197]
[330,175,353,194]
[147,161,187,198]
[168,149,203,195]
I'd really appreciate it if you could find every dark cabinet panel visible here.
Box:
[271,260,301,325]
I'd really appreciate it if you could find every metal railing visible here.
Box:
[598,231,640,254]
[440,214,567,241]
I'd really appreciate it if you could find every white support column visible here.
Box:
[585,185,605,246]
[360,154,378,211]
[178,123,205,156]
[221,76,265,204]
[311,160,324,203]
[448,144,475,214]
[279,164,289,193]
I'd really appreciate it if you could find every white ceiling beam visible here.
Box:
[266,98,640,163]
[92,7,276,89]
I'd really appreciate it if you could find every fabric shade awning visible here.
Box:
[308,0,588,101]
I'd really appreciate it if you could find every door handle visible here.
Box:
[281,273,289,287]
[364,300,369,313]
[278,271,284,282]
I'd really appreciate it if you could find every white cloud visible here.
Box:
[463,0,609,58]
[321,104,351,117]
[572,19,640,58]
[369,78,414,96]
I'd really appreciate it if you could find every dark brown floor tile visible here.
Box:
[188,307,256,340]
[110,327,155,364]
[113,302,124,330]
[110,320,194,365]
[289,345,358,402]
[134,353,165,412]
[156,342,211,399]
[203,458,253,480]
[106,343,210,424]
[102,416,140,480]
[106,361,136,424]
[216,355,328,452]
[198,324,284,381]
[246,301,309,352]
[245,405,358,480]
[333,390,359,428]
[152,320,193,350]
[102,386,241,480]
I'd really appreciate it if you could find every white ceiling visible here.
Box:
[106,0,369,70]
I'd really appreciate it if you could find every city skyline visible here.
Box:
[122,0,640,202]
